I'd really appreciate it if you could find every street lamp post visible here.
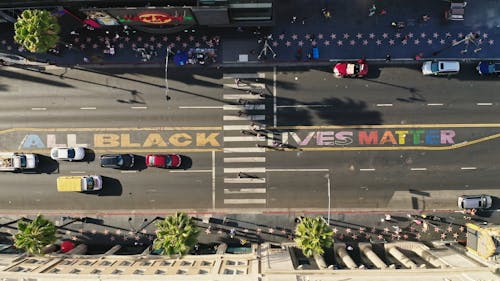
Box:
[165,47,170,99]
[326,174,331,224]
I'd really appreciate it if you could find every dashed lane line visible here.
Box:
[131,106,148,109]
[376,104,393,107]
[427,103,444,106]
[266,168,329,172]
[168,169,212,173]
[223,147,266,153]
[178,106,223,109]
[410,168,428,171]
[224,188,267,194]
[224,178,266,184]
[80,107,96,110]
[31,107,47,111]
[223,73,266,79]
[224,167,266,174]
[224,199,266,204]
[223,157,266,163]
[223,115,266,121]
[460,167,477,170]
[223,94,265,100]
[476,103,493,106]
[223,104,266,110]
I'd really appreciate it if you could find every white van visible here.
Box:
[422,61,460,75]
[457,195,492,209]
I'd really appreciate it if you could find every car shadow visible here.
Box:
[24,154,59,174]
[179,155,192,170]
[97,176,123,196]
[83,148,96,163]
[131,155,147,171]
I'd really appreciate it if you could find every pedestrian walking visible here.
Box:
[291,16,297,24]
[70,30,79,36]
[229,228,236,238]
[385,54,391,62]
[368,4,376,17]
[235,78,241,87]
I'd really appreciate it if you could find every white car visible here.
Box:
[458,195,492,209]
[50,147,85,161]
[422,61,460,75]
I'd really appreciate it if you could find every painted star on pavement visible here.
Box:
[137,36,143,42]
[346,228,352,234]
[489,39,494,45]
[363,40,368,45]
[305,34,311,40]
[330,33,337,39]
[128,231,134,237]
[103,229,110,235]
[318,33,324,40]
[273,41,279,47]
[123,235,129,241]
[452,39,458,45]
[365,234,371,240]
[338,234,345,240]
[352,234,358,240]
[440,233,447,239]
[268,228,274,234]
[332,227,338,233]
[337,40,343,46]
[420,32,426,38]
[343,33,350,39]
[73,37,80,43]
[458,32,464,38]
[377,234,383,240]
[311,40,317,46]
[324,40,331,46]
[110,236,116,241]
[408,32,414,38]
[382,33,388,39]
[427,39,433,45]
[483,33,488,39]
[279,34,285,40]
[80,44,86,49]
[349,40,356,45]
[135,235,141,241]
[356,33,363,39]
[141,229,148,234]
[403,234,409,240]
[298,40,304,46]
[148,236,154,241]
[188,35,195,41]
[369,33,375,39]
[118,43,124,48]
[244,229,249,233]
[65,230,71,236]
[256,228,262,233]
[292,34,298,40]
[447,226,453,232]
[389,39,395,45]
[150,36,156,42]
[176,36,181,41]
[91,229,97,234]
[433,32,439,38]
[182,42,188,48]
[445,32,452,37]
[410,226,416,232]
[414,39,420,45]
[459,226,465,232]
[285,41,292,47]
[376,39,382,45]
[115,229,121,235]
[156,43,163,48]
[92,43,98,49]
[434,227,441,233]
[453,233,459,239]
[371,227,376,233]
[383,227,389,234]
[440,39,446,45]
[144,43,150,48]
[195,42,201,47]
[421,226,428,233]
[416,233,421,240]
[395,33,401,38]
[359,227,366,233]
[205,228,211,234]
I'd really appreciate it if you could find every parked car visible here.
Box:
[476,61,500,75]
[422,61,460,75]
[458,195,492,209]
[445,0,466,21]
[146,154,182,168]
[100,154,135,169]
[333,59,368,78]
[50,147,85,161]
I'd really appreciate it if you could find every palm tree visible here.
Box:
[14,9,61,53]
[294,216,333,257]
[153,212,200,257]
[14,215,57,255]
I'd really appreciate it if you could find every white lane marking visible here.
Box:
[266,168,329,172]
[223,104,265,110]
[70,171,86,174]
[224,83,266,90]
[131,106,148,109]
[212,150,215,210]
[223,73,266,79]
[376,104,393,107]
[427,103,444,106]
[224,199,266,204]
[223,115,266,121]
[276,105,331,108]
[460,167,477,170]
[224,147,266,153]
[168,169,212,173]
[224,178,266,183]
[120,170,137,173]
[224,188,267,194]
[224,94,265,100]
[224,157,266,163]
[31,107,47,111]
[476,103,493,106]
[80,107,96,110]
[223,124,266,131]
[273,66,277,127]
[179,106,222,109]
[224,167,266,173]
[223,136,265,142]
[410,168,428,171]
[359,168,376,171]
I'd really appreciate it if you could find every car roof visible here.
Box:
[439,61,460,71]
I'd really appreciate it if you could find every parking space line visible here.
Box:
[223,115,266,121]
[179,106,222,109]
[223,73,266,79]
[427,103,444,106]
[359,168,376,171]
[131,106,148,109]
[224,157,266,163]
[224,199,266,204]
[460,167,477,170]
[224,178,266,183]
[476,103,493,106]
[376,104,393,107]
[266,168,329,172]
[120,170,137,173]
[168,169,211,173]
[223,147,266,153]
[80,107,96,110]
[223,104,266,110]
[410,168,428,171]
[224,167,266,173]
[70,171,86,174]
[31,107,47,111]
[223,94,265,100]
[224,188,267,194]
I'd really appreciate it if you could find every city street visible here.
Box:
[0,64,498,213]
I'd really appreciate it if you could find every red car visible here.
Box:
[333,59,368,78]
[145,154,182,168]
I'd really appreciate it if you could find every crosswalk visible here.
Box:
[221,72,269,206]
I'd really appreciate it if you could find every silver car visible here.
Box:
[458,195,492,209]
[50,147,85,161]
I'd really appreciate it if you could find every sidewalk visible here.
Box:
[1,0,499,68]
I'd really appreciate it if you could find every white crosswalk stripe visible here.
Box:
[221,72,269,207]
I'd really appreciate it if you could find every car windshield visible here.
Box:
[431,62,439,72]
[19,156,26,167]
[166,155,172,166]
[67,149,75,158]
[86,177,95,189]
[116,156,124,166]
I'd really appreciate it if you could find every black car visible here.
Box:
[100,154,135,169]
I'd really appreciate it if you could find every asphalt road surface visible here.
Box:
[0,63,498,213]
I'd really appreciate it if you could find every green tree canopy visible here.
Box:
[153,212,200,257]
[14,215,57,255]
[294,216,334,257]
[14,9,61,53]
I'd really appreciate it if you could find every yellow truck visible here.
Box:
[57,175,102,192]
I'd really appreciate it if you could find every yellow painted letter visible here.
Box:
[169,133,192,146]
[196,133,220,147]
[143,133,167,147]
